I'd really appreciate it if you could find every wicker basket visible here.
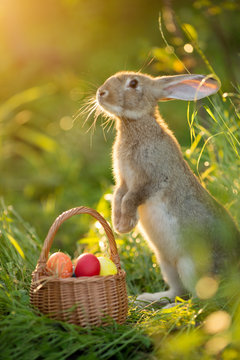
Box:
[30,206,128,327]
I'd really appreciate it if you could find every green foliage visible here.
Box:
[1,1,240,359]
[0,201,40,292]
[184,94,240,226]
[0,305,152,360]
[1,195,240,359]
[1,0,240,249]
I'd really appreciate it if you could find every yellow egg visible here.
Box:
[98,257,117,276]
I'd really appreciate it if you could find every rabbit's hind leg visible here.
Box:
[177,256,197,295]
[137,260,185,304]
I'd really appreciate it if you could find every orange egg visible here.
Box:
[46,252,73,278]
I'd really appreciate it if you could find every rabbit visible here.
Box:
[96,71,240,303]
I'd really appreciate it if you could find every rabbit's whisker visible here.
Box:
[73,96,97,121]
[85,104,99,132]
[106,118,115,132]
[73,96,96,111]
[101,117,112,130]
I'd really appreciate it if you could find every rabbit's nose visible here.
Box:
[98,89,109,98]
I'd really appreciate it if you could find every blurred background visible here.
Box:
[0,0,239,253]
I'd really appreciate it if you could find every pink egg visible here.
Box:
[75,253,100,277]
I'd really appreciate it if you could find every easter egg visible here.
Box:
[75,253,100,277]
[46,252,73,278]
[98,257,117,276]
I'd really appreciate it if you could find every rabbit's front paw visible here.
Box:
[115,215,138,234]
[112,210,122,232]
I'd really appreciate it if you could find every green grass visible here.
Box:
[1,158,240,360]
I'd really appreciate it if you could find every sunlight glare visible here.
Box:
[204,311,231,334]
[184,43,194,53]
[195,276,218,299]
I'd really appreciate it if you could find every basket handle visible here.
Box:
[37,206,121,271]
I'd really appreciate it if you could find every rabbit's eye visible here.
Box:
[129,79,138,89]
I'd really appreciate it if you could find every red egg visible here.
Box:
[75,253,100,277]
[46,252,73,278]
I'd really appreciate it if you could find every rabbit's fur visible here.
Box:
[96,71,240,303]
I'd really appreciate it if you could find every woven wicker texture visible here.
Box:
[30,207,128,327]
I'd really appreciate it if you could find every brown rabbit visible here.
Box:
[96,71,240,303]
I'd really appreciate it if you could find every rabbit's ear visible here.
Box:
[154,74,220,101]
